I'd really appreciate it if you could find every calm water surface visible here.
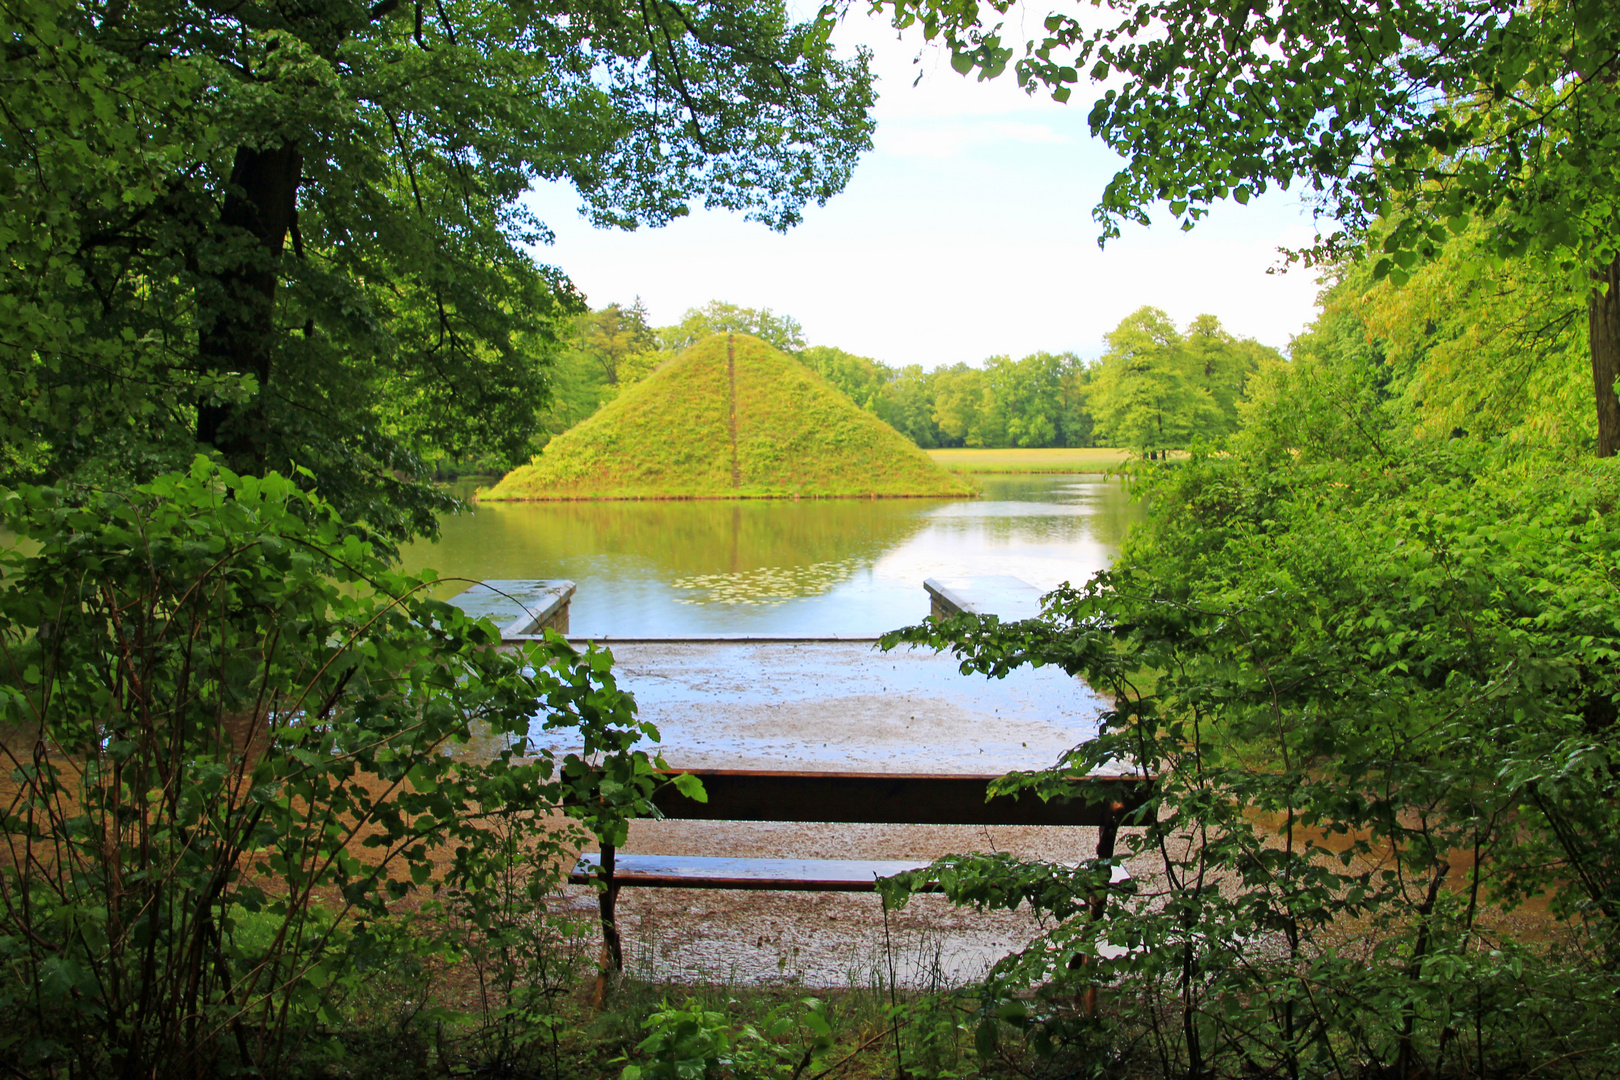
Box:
[398,475,1144,635]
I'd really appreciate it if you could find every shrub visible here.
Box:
[882,441,1620,1079]
[0,458,677,1078]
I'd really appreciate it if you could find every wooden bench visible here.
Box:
[573,854,937,892]
[570,767,1149,980]
[446,575,1146,979]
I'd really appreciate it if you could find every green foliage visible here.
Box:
[986,352,1077,448]
[1088,306,1277,454]
[585,299,662,389]
[880,358,1620,1076]
[876,0,1620,281]
[928,365,987,446]
[483,334,974,499]
[0,0,876,535]
[660,301,808,354]
[618,997,835,1080]
[799,345,897,412]
[1325,228,1595,449]
[448,819,598,1076]
[920,355,1094,450]
[795,346,946,448]
[0,459,682,1078]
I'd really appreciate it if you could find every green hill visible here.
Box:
[482,334,975,500]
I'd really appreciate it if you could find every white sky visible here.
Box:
[522,12,1328,368]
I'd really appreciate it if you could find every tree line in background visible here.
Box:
[491,297,1282,475]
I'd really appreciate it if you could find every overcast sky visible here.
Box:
[521,11,1328,369]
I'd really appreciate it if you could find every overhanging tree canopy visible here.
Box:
[2,0,876,533]
[869,0,1620,452]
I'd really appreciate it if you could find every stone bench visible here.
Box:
[449,578,574,637]
[924,575,1045,621]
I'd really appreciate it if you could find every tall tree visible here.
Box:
[658,299,808,353]
[1089,307,1211,454]
[873,0,1620,454]
[1088,307,1272,453]
[1,0,875,534]
[799,344,891,404]
[887,364,944,447]
[983,351,1078,447]
[1182,314,1273,430]
[928,364,987,447]
[584,299,657,387]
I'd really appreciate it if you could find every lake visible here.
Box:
[398,474,1143,636]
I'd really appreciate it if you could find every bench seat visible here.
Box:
[571,853,936,892]
[572,853,1130,893]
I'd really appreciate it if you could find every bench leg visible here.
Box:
[1080,803,1122,1017]
[591,843,624,1009]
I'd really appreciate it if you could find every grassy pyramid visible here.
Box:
[482,333,975,500]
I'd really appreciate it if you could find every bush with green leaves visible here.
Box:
[0,458,684,1079]
[883,417,1620,1076]
[448,814,599,1076]
[617,996,834,1080]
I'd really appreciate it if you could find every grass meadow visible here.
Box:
[924,447,1131,473]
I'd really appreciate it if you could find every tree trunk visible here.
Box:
[197,141,303,465]
[1592,257,1620,458]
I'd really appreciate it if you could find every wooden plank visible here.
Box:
[572,854,1133,892]
[647,769,1150,826]
[571,853,934,892]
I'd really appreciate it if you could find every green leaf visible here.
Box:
[672,772,708,802]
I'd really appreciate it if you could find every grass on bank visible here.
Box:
[483,334,974,501]
[925,447,1130,474]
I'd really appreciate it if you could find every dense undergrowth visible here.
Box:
[0,461,697,1078]
[195,911,1016,1080]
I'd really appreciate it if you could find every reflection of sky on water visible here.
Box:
[402,475,1143,635]
[819,491,1120,633]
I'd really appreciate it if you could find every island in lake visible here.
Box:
[481,333,976,501]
